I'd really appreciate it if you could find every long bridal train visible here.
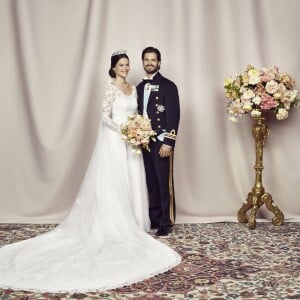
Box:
[0,83,181,292]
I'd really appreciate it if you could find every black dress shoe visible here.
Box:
[155,226,172,236]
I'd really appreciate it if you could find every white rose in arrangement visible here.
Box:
[243,101,253,111]
[248,68,261,85]
[224,77,234,86]
[242,89,255,100]
[265,80,279,94]
[252,96,261,105]
[281,90,298,104]
[250,109,262,118]
[273,92,281,99]
[278,83,287,93]
[239,86,247,93]
[288,90,298,102]
[276,108,288,120]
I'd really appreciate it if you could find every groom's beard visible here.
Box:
[144,65,159,75]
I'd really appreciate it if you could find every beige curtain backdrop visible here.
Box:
[1,0,300,223]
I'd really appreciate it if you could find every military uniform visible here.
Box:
[137,72,180,229]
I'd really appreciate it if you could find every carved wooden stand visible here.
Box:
[237,116,284,229]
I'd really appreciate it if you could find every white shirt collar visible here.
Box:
[143,72,158,80]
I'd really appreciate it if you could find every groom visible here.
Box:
[137,47,180,236]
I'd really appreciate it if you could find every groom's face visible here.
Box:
[142,53,161,75]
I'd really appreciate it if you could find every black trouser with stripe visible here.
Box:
[142,140,176,229]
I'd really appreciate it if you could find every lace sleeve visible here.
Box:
[101,85,120,132]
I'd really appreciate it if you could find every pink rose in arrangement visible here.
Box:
[224,65,299,121]
[260,67,276,82]
[260,94,276,110]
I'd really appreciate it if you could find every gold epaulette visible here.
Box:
[165,129,177,141]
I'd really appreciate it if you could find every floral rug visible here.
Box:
[0,222,299,300]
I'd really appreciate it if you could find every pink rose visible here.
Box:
[260,68,276,82]
[260,94,276,110]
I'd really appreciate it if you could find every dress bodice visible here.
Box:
[102,83,137,131]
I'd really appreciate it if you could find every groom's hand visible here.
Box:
[159,144,173,158]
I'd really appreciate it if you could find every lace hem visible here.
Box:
[0,253,181,293]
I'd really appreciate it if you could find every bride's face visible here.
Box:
[113,58,130,79]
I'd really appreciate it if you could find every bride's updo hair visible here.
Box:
[109,50,129,78]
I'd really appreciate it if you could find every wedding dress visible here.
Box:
[0,82,181,292]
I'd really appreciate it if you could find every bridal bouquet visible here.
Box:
[121,114,157,154]
[224,65,299,122]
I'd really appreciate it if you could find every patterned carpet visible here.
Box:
[0,222,299,300]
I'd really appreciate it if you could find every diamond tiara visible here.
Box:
[111,49,127,56]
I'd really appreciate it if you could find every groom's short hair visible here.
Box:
[142,47,161,61]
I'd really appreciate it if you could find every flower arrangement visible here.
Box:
[120,114,156,154]
[224,65,299,122]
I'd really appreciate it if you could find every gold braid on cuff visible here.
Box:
[165,129,177,141]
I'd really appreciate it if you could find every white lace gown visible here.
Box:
[0,83,181,292]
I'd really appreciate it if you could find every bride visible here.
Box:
[0,50,181,292]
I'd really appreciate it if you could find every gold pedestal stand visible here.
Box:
[237,116,284,229]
